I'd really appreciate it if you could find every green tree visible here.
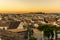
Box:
[38,24,54,40]
[29,37,37,40]
[24,24,35,40]
[52,25,60,40]
[27,25,34,40]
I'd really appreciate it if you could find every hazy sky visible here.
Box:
[0,0,60,13]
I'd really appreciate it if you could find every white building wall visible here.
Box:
[4,27,8,30]
[33,29,44,40]
[0,27,3,30]
[17,22,24,29]
[0,27,8,30]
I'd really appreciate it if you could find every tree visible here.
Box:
[29,37,37,40]
[24,24,35,40]
[52,25,60,40]
[28,25,33,37]
[38,24,54,40]
[27,25,34,40]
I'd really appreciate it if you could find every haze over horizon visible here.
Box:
[0,0,60,13]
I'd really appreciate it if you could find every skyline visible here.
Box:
[0,0,60,13]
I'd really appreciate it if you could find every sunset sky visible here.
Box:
[0,0,60,13]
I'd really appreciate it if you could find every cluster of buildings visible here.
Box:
[0,13,60,40]
[0,13,60,31]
